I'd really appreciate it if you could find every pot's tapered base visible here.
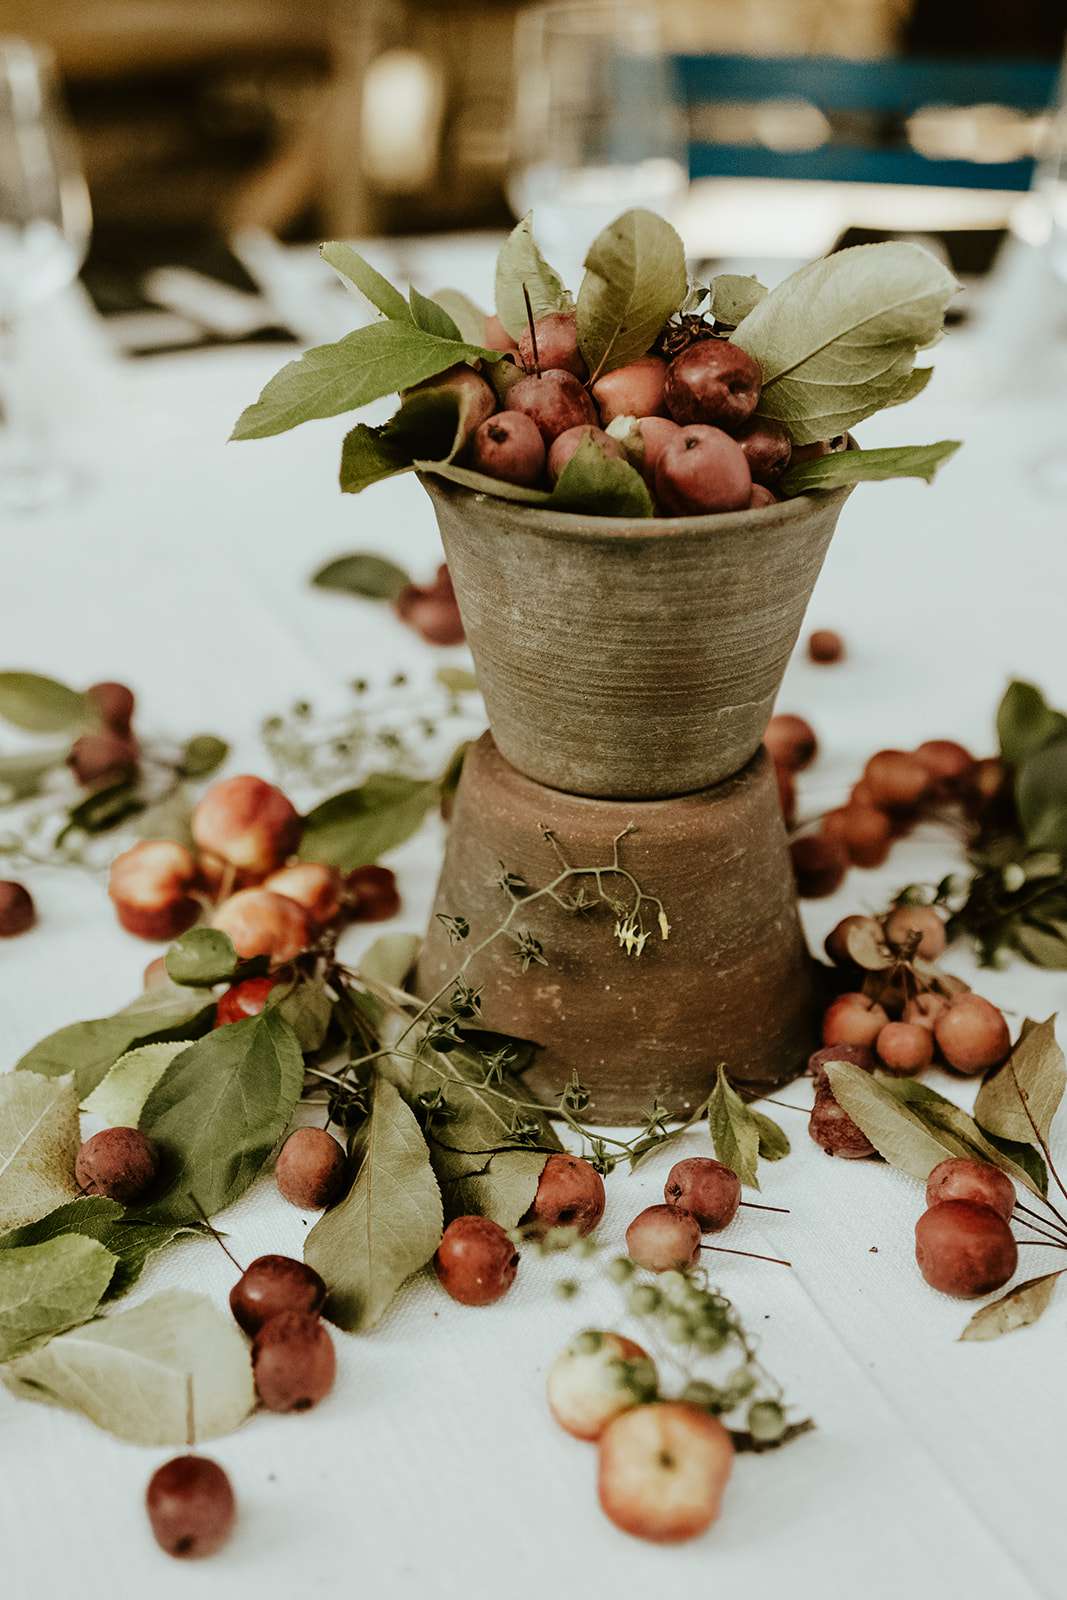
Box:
[416,733,816,1125]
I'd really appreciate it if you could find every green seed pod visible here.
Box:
[628,1284,661,1317]
[607,1257,634,1284]
[748,1399,787,1443]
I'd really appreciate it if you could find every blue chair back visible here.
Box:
[674,54,1059,189]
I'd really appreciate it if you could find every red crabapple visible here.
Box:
[411,365,495,442]
[654,426,751,514]
[522,1153,605,1237]
[547,1330,656,1441]
[841,806,891,868]
[192,775,301,877]
[274,1127,347,1209]
[75,1127,159,1202]
[0,881,35,937]
[518,311,586,379]
[663,1158,740,1232]
[591,355,668,423]
[775,762,796,827]
[262,862,343,928]
[863,750,931,812]
[790,835,848,898]
[914,1201,1017,1297]
[875,1021,934,1075]
[252,1310,336,1411]
[807,1042,875,1092]
[434,1216,519,1306]
[764,714,817,771]
[664,338,761,430]
[926,1158,1015,1221]
[146,1455,235,1559]
[914,739,973,792]
[934,994,1011,1074]
[346,864,401,922]
[211,889,311,964]
[626,1205,700,1271]
[67,730,138,787]
[108,839,201,941]
[808,1089,876,1158]
[608,415,682,486]
[214,975,279,1028]
[86,679,135,733]
[963,757,1011,822]
[395,568,465,645]
[884,904,946,960]
[823,914,883,967]
[229,1255,327,1335]
[483,314,518,353]
[822,809,850,847]
[850,778,877,809]
[734,417,791,483]
[597,1402,734,1543]
[547,425,624,484]
[143,954,169,989]
[748,483,777,508]
[902,992,948,1031]
[822,994,890,1049]
[469,410,546,486]
[790,439,830,462]
[808,629,844,664]
[509,369,597,444]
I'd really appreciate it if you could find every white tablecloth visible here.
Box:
[3,233,1067,1600]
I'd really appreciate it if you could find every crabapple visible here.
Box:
[591,355,668,423]
[626,1205,700,1271]
[87,679,135,733]
[252,1310,336,1412]
[663,1158,740,1232]
[597,1402,734,1543]
[775,763,796,827]
[863,750,931,812]
[934,994,1010,1074]
[546,1329,656,1440]
[764,713,816,771]
[875,1021,934,1076]
[902,992,948,1031]
[808,629,844,664]
[211,889,310,964]
[841,806,891,868]
[229,1255,327,1335]
[823,914,883,967]
[214,975,279,1028]
[262,862,343,928]
[509,369,597,443]
[807,1042,875,1092]
[914,739,973,792]
[790,835,847,899]
[808,1089,876,1158]
[664,337,761,430]
[0,881,34,937]
[146,1455,235,1559]
[926,1158,1015,1222]
[850,778,877,808]
[654,426,751,515]
[192,775,301,877]
[608,415,682,486]
[75,1127,159,1202]
[395,567,465,645]
[748,483,778,508]
[274,1127,347,1209]
[469,410,546,487]
[816,803,848,843]
[547,424,624,484]
[914,1200,1017,1297]
[108,839,201,941]
[68,730,138,787]
[434,1216,519,1306]
[822,993,890,1049]
[963,757,1011,822]
[143,954,169,989]
[483,314,518,353]
[790,439,830,462]
[346,864,401,922]
[734,417,791,483]
[518,311,586,379]
[884,904,946,960]
[523,1152,605,1236]
[411,365,495,442]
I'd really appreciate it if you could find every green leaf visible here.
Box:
[137,1009,305,1222]
[980,1130,1048,1195]
[312,552,412,601]
[299,773,438,872]
[408,285,462,341]
[975,1017,1065,1147]
[0,671,89,733]
[231,320,498,441]
[58,780,142,841]
[751,1110,790,1161]
[84,1042,188,1128]
[708,273,767,327]
[338,385,470,495]
[0,747,66,800]
[779,440,960,497]
[179,734,229,779]
[165,928,238,987]
[360,933,422,990]
[1014,919,1067,971]
[1017,739,1067,852]
[3,1289,254,1444]
[16,985,216,1098]
[959,1271,1063,1342]
[732,242,958,445]
[824,1061,958,1181]
[550,435,655,517]
[0,1236,116,1362]
[494,214,571,341]
[0,1073,80,1230]
[997,681,1067,767]
[306,1077,442,1332]
[880,1079,1039,1195]
[576,209,688,380]
[431,287,489,345]
[707,1066,760,1190]
[416,459,551,505]
[0,1197,188,1298]
[273,981,334,1053]
[320,241,411,321]
[436,665,479,694]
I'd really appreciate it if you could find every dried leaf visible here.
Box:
[975,1017,1065,1147]
[0,1235,116,1361]
[960,1271,1063,1342]
[707,1067,760,1190]
[0,1073,80,1230]
[824,1062,957,1181]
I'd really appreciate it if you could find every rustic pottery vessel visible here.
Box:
[416,733,814,1124]
[420,473,854,799]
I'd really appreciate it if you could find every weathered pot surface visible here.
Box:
[416,732,816,1125]
[421,472,853,800]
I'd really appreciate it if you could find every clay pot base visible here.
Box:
[417,733,816,1126]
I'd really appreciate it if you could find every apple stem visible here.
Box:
[522,283,541,377]
[701,1243,792,1268]
[740,1201,790,1214]
[189,1192,244,1273]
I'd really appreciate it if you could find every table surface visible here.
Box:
[3,227,1067,1600]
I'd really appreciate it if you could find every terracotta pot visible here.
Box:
[416,733,816,1124]
[420,473,853,799]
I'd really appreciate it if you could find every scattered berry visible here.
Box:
[823,914,882,967]
[926,1158,1015,1222]
[626,1205,701,1271]
[434,1216,519,1306]
[902,992,948,1031]
[913,739,973,792]
[764,714,817,771]
[146,1455,235,1559]
[790,835,847,899]
[663,1158,740,1232]
[808,1089,876,1158]
[75,1127,159,1202]
[394,565,465,646]
[275,1128,347,1209]
[346,864,401,922]
[0,880,35,937]
[914,1200,1017,1297]
[252,1309,336,1411]
[863,750,931,812]
[262,862,343,928]
[547,1329,656,1440]
[523,1153,605,1237]
[840,805,891,868]
[230,1255,327,1335]
[67,730,138,787]
[807,1042,875,1092]
[86,679,135,733]
[808,629,844,664]
[597,1401,734,1543]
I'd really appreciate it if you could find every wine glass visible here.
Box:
[508,2,688,283]
[0,38,92,510]
[1030,36,1067,495]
